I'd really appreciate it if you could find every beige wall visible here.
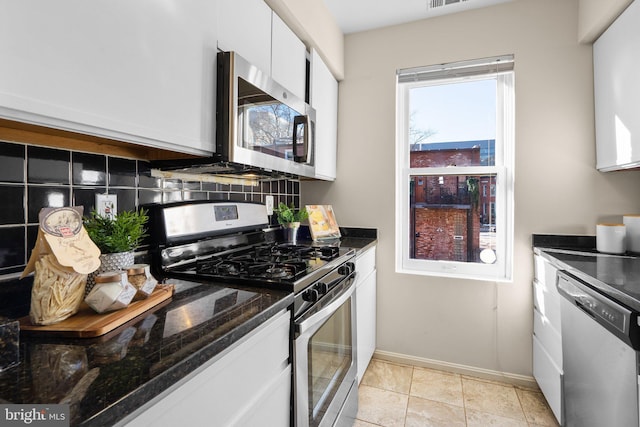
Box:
[578,0,633,43]
[302,0,640,378]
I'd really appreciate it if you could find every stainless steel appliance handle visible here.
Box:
[297,278,354,335]
[292,115,309,163]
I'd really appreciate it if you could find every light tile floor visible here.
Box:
[356,359,560,427]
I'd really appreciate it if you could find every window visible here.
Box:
[395,56,514,281]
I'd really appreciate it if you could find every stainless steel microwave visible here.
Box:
[216,51,316,178]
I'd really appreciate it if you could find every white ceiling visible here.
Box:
[323,0,515,34]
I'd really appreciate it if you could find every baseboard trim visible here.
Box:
[372,350,538,389]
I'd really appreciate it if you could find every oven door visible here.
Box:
[294,280,358,427]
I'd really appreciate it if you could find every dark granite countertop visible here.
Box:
[296,226,378,256]
[0,227,376,426]
[0,278,293,426]
[533,234,640,312]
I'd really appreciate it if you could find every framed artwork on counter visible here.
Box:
[306,205,341,240]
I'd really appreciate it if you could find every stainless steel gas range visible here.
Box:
[146,200,359,427]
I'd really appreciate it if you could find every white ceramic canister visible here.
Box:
[596,223,626,254]
[85,271,136,313]
[623,215,640,253]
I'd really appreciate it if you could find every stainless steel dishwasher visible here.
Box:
[557,270,640,427]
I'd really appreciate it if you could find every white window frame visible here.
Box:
[395,58,515,282]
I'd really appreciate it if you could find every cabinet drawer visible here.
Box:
[356,247,376,280]
[533,279,562,331]
[533,254,559,292]
[533,335,563,425]
[125,309,290,427]
[533,308,562,367]
[234,365,291,426]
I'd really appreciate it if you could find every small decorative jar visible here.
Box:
[596,223,626,254]
[85,271,136,313]
[124,264,158,299]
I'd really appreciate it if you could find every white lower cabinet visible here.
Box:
[356,246,377,383]
[121,309,291,427]
[533,335,563,423]
[532,252,563,425]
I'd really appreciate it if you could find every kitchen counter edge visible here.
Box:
[87,290,293,427]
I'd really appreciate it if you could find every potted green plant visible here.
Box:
[83,208,149,289]
[274,203,308,244]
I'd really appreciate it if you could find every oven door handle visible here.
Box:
[296,279,354,335]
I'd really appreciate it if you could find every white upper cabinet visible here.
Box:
[271,12,307,101]
[217,0,272,77]
[309,49,338,180]
[217,0,306,101]
[593,0,640,171]
[0,0,219,156]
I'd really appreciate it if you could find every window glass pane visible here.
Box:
[409,79,496,167]
[409,173,497,264]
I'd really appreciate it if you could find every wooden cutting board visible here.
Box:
[20,284,174,338]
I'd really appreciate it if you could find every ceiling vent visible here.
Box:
[428,0,470,10]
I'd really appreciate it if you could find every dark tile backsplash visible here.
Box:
[108,157,137,187]
[72,152,107,186]
[27,186,71,223]
[0,139,302,318]
[0,142,24,182]
[0,226,25,272]
[27,145,71,184]
[0,186,24,224]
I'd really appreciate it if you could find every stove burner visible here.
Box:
[266,266,290,278]
[192,243,342,283]
[197,260,246,276]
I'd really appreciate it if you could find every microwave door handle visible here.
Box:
[293,115,309,163]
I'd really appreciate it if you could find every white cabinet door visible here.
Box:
[0,0,218,155]
[122,309,291,427]
[356,246,377,382]
[309,49,338,181]
[217,0,272,76]
[594,0,640,171]
[218,1,306,101]
[271,12,307,101]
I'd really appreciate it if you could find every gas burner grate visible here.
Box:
[247,262,308,281]
[196,259,246,276]
[195,256,310,281]
[191,243,340,283]
[256,244,339,261]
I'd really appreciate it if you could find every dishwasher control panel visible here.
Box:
[557,271,635,341]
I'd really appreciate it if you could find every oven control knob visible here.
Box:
[316,283,329,295]
[303,288,319,302]
[338,262,354,276]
